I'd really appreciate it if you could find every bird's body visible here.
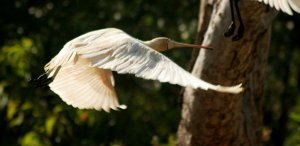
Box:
[42,28,243,112]
[225,0,300,40]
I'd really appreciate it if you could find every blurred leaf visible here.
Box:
[21,102,32,110]
[8,112,24,127]
[20,132,43,146]
[167,134,176,146]
[7,100,18,120]
[0,38,36,77]
[53,105,63,113]
[79,111,88,123]
[45,115,57,136]
[290,112,300,123]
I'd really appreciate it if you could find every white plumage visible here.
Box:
[257,0,300,15]
[45,28,243,112]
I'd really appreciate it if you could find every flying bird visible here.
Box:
[33,28,243,112]
[225,0,300,40]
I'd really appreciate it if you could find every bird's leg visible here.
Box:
[232,0,244,41]
[29,73,53,87]
[224,0,236,37]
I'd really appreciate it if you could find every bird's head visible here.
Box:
[144,37,212,52]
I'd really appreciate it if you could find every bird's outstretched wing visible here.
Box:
[258,0,300,15]
[76,33,243,94]
[49,56,120,112]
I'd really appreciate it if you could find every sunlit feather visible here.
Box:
[257,0,300,15]
[45,28,243,111]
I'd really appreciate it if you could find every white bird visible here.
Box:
[38,28,243,112]
[225,0,300,40]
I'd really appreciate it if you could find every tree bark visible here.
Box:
[177,0,277,146]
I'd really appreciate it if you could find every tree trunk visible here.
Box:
[177,0,277,145]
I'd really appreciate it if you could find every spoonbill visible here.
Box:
[225,0,300,40]
[32,28,243,112]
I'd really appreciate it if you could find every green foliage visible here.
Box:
[1,0,300,146]
[0,0,198,146]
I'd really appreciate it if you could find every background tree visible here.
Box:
[177,0,300,146]
[0,0,299,146]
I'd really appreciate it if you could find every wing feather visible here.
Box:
[46,28,243,113]
[258,0,300,15]
[49,57,120,111]
[77,36,242,94]
[289,0,300,14]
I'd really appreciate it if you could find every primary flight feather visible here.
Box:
[257,0,300,15]
[42,28,243,112]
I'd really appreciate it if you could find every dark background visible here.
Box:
[0,0,299,145]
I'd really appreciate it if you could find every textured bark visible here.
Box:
[177,0,277,146]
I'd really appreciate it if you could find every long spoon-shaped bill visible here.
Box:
[168,40,213,50]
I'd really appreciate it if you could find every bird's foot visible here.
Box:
[224,22,236,37]
[232,25,244,41]
[29,73,53,88]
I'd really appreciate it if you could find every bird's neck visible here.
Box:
[143,40,166,52]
